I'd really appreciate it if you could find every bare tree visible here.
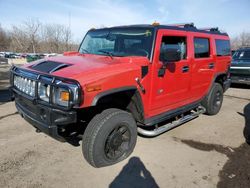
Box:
[1,19,78,53]
[10,26,29,52]
[0,24,11,51]
[23,18,41,53]
[63,26,73,51]
[9,19,41,53]
[238,32,250,47]
[41,23,75,53]
[231,32,250,50]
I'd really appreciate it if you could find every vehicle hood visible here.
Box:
[23,55,149,83]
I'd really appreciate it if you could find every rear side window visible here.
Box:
[215,40,231,56]
[194,38,210,58]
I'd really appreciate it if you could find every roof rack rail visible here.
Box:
[167,23,195,28]
[199,27,220,32]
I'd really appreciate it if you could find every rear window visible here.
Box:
[215,39,231,56]
[194,38,210,58]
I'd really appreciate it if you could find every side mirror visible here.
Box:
[160,48,181,64]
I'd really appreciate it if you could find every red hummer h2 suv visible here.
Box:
[10,23,231,167]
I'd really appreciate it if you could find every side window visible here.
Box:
[194,38,210,58]
[215,39,231,56]
[160,36,187,60]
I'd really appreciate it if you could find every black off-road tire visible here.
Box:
[82,108,137,168]
[202,83,224,115]
[244,123,250,145]
[246,138,250,145]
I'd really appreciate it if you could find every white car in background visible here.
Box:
[43,53,59,57]
[0,52,5,58]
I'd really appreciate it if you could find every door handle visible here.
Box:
[208,63,215,69]
[182,65,189,73]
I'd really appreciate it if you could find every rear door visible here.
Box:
[189,34,216,100]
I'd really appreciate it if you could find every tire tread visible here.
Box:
[82,108,136,167]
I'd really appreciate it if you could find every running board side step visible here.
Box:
[137,106,206,137]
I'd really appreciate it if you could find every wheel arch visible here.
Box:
[202,73,227,107]
[214,73,227,87]
[91,86,145,123]
[208,73,228,93]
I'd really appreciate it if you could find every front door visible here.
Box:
[149,29,192,116]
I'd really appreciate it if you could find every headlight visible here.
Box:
[38,82,50,102]
[53,87,70,107]
[53,83,79,107]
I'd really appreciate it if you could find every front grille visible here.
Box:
[11,66,81,110]
[13,75,36,97]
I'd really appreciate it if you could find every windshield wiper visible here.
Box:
[98,50,114,59]
[80,48,90,54]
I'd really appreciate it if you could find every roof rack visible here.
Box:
[166,23,195,28]
[199,27,220,32]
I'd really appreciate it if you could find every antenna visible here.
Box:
[68,12,71,30]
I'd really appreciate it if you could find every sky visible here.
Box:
[0,0,250,42]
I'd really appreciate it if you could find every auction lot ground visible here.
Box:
[0,63,250,188]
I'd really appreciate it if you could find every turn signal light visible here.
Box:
[86,85,102,92]
[60,91,70,101]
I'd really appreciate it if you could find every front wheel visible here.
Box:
[82,108,137,168]
[202,83,224,115]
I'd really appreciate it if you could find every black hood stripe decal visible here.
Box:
[31,61,71,73]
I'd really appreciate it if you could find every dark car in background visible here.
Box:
[26,54,45,62]
[230,47,250,85]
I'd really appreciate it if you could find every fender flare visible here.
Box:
[206,73,228,96]
[91,86,137,106]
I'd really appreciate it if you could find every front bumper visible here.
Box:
[14,92,77,142]
[230,75,250,85]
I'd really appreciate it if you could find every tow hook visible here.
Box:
[135,77,146,94]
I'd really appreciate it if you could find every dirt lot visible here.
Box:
[0,64,250,188]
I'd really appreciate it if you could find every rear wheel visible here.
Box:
[202,83,224,115]
[246,138,250,145]
[244,124,250,145]
[82,108,137,167]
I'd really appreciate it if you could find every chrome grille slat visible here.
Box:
[14,75,36,97]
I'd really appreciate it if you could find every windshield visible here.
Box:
[79,28,154,59]
[233,50,250,60]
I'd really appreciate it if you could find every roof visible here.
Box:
[95,23,229,36]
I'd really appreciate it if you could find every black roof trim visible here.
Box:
[93,24,228,36]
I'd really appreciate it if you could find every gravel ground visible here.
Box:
[0,64,250,188]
